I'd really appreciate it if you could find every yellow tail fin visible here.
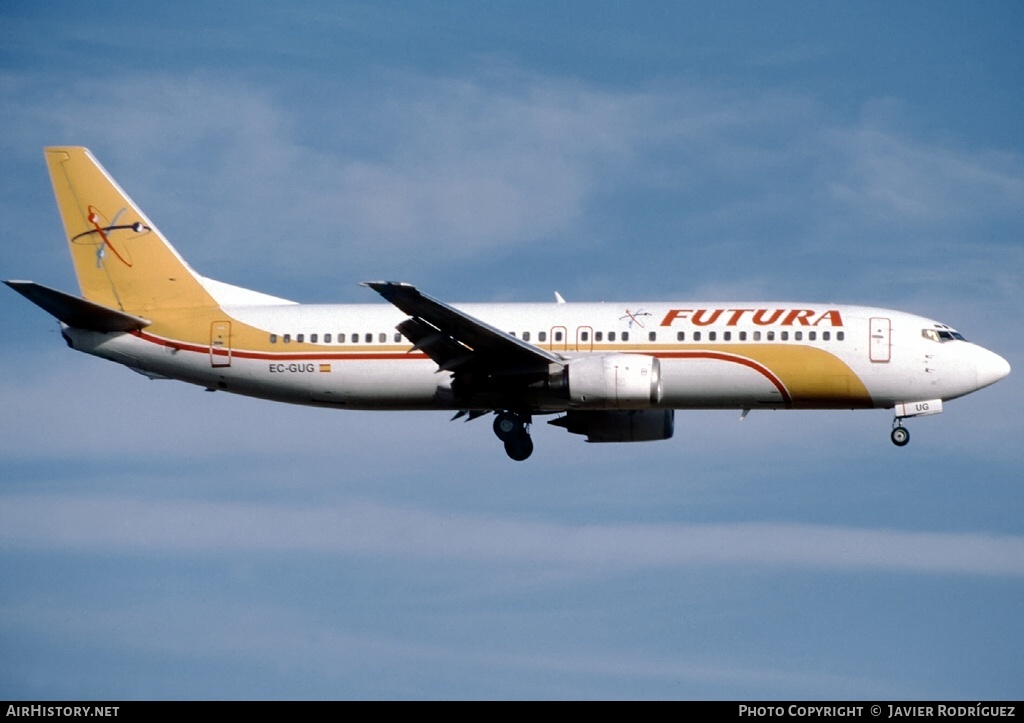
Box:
[45,147,216,314]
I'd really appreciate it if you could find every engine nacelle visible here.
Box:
[566,353,662,408]
[549,409,675,443]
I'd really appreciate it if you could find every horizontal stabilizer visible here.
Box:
[4,280,151,332]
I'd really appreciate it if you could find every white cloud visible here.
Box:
[3,494,1022,576]
[5,71,649,272]
[827,125,1024,223]
[0,348,484,466]
[0,595,900,698]
[5,66,1023,304]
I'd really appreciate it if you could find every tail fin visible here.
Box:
[45,147,217,314]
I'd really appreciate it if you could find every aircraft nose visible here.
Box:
[976,347,1011,389]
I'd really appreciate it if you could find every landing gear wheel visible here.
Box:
[493,412,522,441]
[494,411,533,460]
[504,433,534,461]
[891,426,910,447]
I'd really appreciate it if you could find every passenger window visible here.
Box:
[283,334,291,344]
[365,333,373,343]
[676,331,685,341]
[837,331,845,341]
[708,331,716,341]
[523,331,531,342]
[648,331,657,342]
[608,331,616,342]
[753,331,761,341]
[780,331,788,341]
[739,331,747,341]
[595,331,603,342]
[310,334,318,343]
[351,333,359,343]
[693,331,701,341]
[822,331,831,341]
[794,331,802,341]
[297,334,305,343]
[580,331,589,341]
[539,331,547,342]
[555,331,563,342]
[724,331,731,341]
[808,331,816,341]
[622,331,629,342]
[394,333,402,343]
[325,333,332,343]
[767,331,775,341]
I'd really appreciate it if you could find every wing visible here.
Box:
[362,281,563,376]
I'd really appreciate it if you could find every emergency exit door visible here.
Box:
[869,317,891,363]
[210,320,232,367]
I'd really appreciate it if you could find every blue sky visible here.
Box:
[1,1,1022,700]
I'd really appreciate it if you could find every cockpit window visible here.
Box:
[922,328,966,342]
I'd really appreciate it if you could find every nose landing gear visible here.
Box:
[890,421,910,447]
[493,411,534,461]
[889,399,945,447]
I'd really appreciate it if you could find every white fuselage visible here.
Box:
[64,299,1010,414]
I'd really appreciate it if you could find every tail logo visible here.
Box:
[71,205,152,268]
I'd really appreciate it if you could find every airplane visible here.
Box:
[5,147,1012,461]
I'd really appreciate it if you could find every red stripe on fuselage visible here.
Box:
[132,332,791,401]
[653,350,791,403]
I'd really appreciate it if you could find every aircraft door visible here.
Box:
[210,320,232,367]
[549,326,568,352]
[576,326,593,352]
[869,317,891,363]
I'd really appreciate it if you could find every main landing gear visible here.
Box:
[890,419,910,447]
[493,411,534,461]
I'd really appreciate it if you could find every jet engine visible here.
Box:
[549,409,675,443]
[564,353,663,408]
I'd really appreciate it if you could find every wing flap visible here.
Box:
[396,317,475,372]
[4,280,151,332]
